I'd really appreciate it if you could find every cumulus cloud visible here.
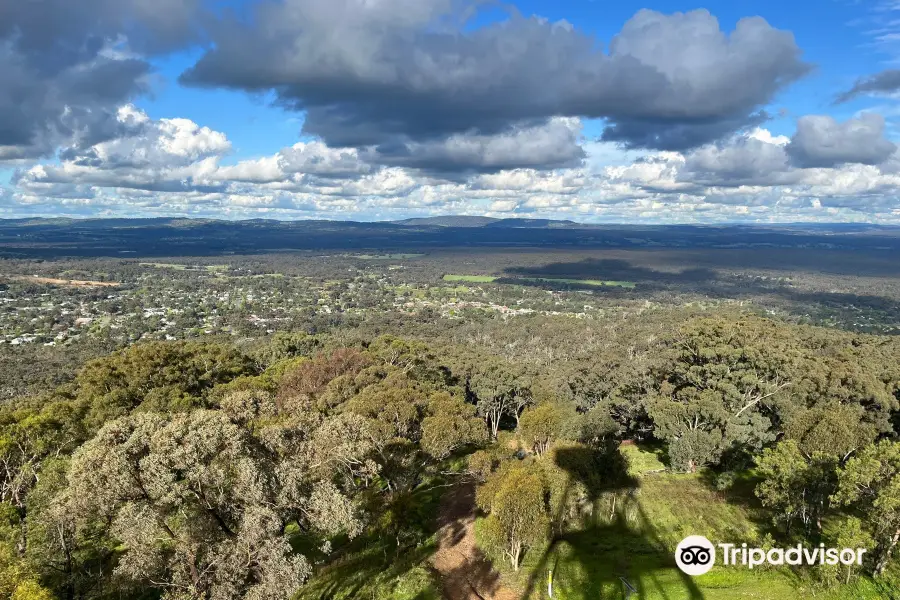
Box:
[470,168,585,194]
[216,142,372,184]
[605,153,692,193]
[279,143,372,179]
[3,0,900,224]
[489,200,520,213]
[365,118,585,176]
[595,126,900,218]
[0,0,204,161]
[8,107,900,224]
[11,107,419,205]
[682,136,792,186]
[14,106,230,193]
[0,47,151,161]
[0,0,202,56]
[181,3,809,166]
[58,105,231,169]
[786,114,897,168]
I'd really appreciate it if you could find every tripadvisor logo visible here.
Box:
[675,535,867,576]
[676,536,716,575]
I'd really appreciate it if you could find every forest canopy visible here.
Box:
[0,313,896,599]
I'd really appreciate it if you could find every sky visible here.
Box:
[2,0,900,223]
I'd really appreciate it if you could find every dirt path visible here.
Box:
[431,481,519,600]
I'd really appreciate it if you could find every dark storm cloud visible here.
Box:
[0,52,150,158]
[786,114,897,168]
[836,69,900,104]
[600,112,772,151]
[181,2,810,171]
[0,0,202,159]
[0,0,202,60]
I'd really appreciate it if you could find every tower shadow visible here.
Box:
[518,444,706,599]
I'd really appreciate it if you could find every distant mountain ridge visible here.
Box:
[486,218,581,229]
[392,216,500,227]
[0,217,899,260]
[392,216,582,228]
[5,216,900,233]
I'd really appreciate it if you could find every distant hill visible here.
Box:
[0,217,898,259]
[393,216,500,227]
[484,218,582,229]
[393,216,585,228]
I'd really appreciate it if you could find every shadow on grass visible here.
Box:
[297,481,447,600]
[310,543,433,599]
[695,468,778,544]
[518,445,705,599]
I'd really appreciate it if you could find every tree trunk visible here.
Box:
[875,529,900,575]
[489,410,501,439]
[59,523,75,600]
[510,541,522,572]
[16,505,27,557]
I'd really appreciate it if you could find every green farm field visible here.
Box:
[442,274,498,283]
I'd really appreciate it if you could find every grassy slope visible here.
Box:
[297,547,440,600]
[517,277,636,288]
[488,475,796,599]
[443,274,498,283]
[297,474,448,600]
[297,445,899,600]
[492,446,900,600]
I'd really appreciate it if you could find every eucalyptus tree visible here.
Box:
[68,410,359,600]
[649,317,796,471]
[755,440,838,535]
[833,440,900,575]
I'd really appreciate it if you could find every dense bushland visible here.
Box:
[0,314,897,599]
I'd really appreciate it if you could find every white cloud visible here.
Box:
[6,109,900,223]
[786,114,897,168]
[489,200,519,213]
[747,127,790,146]
[214,142,371,184]
[470,169,585,194]
[66,105,231,168]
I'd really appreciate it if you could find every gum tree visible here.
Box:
[833,440,900,575]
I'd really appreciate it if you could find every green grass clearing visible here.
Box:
[298,443,900,600]
[517,277,636,288]
[140,263,229,272]
[621,443,667,476]
[488,445,893,600]
[442,274,498,283]
[140,262,188,270]
[297,545,439,600]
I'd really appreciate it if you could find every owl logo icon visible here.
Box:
[675,536,716,576]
